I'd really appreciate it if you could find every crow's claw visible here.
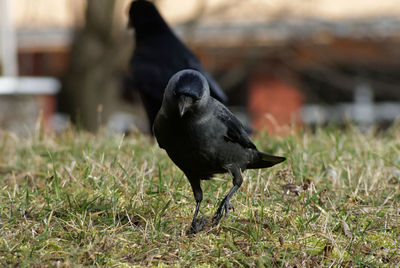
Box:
[212,201,234,226]
[225,202,234,214]
[188,216,208,234]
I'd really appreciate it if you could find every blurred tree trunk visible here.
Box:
[61,0,131,131]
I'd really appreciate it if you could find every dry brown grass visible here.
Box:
[0,125,399,266]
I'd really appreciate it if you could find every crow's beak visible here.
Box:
[178,96,192,117]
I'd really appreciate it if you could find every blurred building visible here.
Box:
[0,0,73,133]
[171,0,400,132]
[2,0,400,134]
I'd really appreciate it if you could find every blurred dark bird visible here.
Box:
[126,0,228,131]
[153,69,285,233]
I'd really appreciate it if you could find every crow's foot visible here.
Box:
[212,200,234,226]
[187,216,208,234]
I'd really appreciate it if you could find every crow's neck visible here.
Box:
[134,23,175,45]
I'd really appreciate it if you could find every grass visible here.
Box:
[0,124,399,267]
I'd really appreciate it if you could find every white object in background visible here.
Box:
[0,76,61,95]
[0,0,18,76]
[353,81,374,124]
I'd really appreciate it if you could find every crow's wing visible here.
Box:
[130,52,166,102]
[132,34,228,103]
[214,101,256,149]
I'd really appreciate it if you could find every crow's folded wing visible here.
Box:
[215,102,256,149]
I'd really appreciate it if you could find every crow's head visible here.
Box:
[164,69,210,117]
[128,0,169,36]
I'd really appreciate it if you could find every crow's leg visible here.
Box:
[188,178,206,234]
[212,166,243,226]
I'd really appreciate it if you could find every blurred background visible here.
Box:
[1,0,400,135]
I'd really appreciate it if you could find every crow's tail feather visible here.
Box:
[247,152,285,169]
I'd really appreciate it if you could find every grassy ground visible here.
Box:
[0,124,399,267]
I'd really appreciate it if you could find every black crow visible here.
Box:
[153,70,285,233]
[127,0,228,131]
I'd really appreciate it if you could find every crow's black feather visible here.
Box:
[214,105,257,150]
